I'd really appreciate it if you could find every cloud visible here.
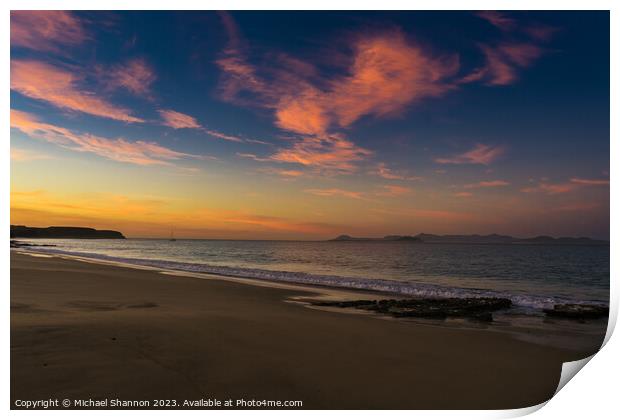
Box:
[435,144,504,165]
[569,178,609,186]
[269,135,372,172]
[454,192,473,198]
[11,109,204,166]
[304,188,365,199]
[522,177,609,194]
[461,43,543,86]
[11,11,87,52]
[11,60,143,123]
[159,109,201,129]
[159,109,250,143]
[476,11,516,31]
[521,182,575,195]
[102,58,156,98]
[376,185,413,197]
[10,148,52,162]
[258,167,305,178]
[464,180,510,188]
[371,162,422,181]
[216,16,459,171]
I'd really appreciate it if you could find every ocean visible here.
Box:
[14,238,609,315]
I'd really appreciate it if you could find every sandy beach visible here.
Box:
[10,251,603,409]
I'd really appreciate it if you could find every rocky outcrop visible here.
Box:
[10,225,125,239]
[543,304,609,319]
[313,297,512,321]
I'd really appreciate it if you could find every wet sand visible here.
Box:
[10,252,603,409]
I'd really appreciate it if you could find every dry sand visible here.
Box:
[10,252,602,409]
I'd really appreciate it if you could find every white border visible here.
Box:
[4,2,617,419]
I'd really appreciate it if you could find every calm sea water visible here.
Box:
[16,238,609,313]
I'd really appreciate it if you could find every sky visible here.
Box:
[10,11,610,240]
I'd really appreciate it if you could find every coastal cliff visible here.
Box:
[10,225,126,239]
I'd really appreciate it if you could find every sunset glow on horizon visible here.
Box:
[10,11,609,239]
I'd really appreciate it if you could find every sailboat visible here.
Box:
[169,228,176,242]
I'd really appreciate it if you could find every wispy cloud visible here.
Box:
[269,135,372,172]
[304,188,365,199]
[216,16,459,172]
[11,60,143,123]
[11,11,88,53]
[569,177,610,186]
[159,109,201,129]
[461,43,543,86]
[521,177,609,194]
[376,185,413,197]
[476,11,516,31]
[435,144,504,165]
[101,58,156,98]
[371,162,422,181]
[11,109,204,166]
[464,180,510,188]
[159,109,253,143]
[454,192,473,198]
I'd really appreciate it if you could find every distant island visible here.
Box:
[10,225,126,239]
[329,233,608,245]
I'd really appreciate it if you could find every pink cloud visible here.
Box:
[216,17,459,171]
[462,43,543,86]
[521,183,576,194]
[159,109,201,129]
[569,178,609,186]
[102,58,156,97]
[376,185,413,197]
[435,144,504,165]
[454,192,473,198]
[11,109,203,166]
[11,60,143,123]
[11,11,87,52]
[304,188,365,200]
[522,177,609,194]
[464,180,510,188]
[159,109,247,142]
[476,11,516,31]
[269,135,373,173]
[371,162,422,181]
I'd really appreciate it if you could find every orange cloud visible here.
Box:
[11,11,87,52]
[304,188,365,200]
[521,183,575,194]
[454,192,473,198]
[269,135,372,172]
[258,167,305,178]
[476,11,516,31]
[216,18,459,171]
[376,185,413,197]
[522,177,609,194]
[435,144,504,165]
[159,109,201,129]
[371,162,422,181]
[11,109,203,166]
[569,178,609,186]
[103,58,156,97]
[464,180,510,188]
[11,60,143,123]
[462,43,543,86]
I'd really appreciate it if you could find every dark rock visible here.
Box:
[313,297,511,321]
[10,225,125,239]
[543,304,609,319]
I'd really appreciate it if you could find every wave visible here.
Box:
[20,246,606,312]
